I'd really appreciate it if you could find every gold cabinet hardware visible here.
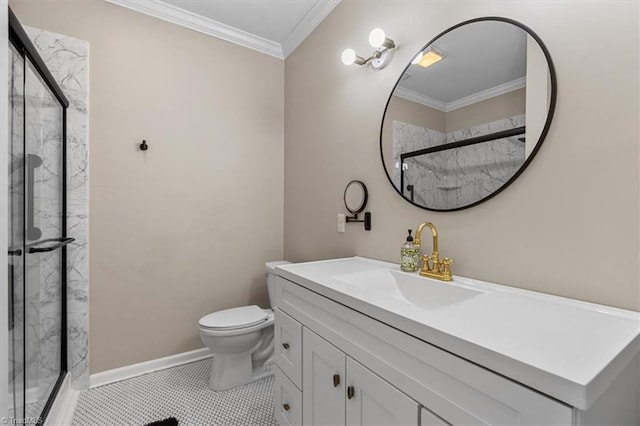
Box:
[347,386,355,400]
[414,222,454,281]
[333,374,340,387]
[283,403,290,411]
[282,342,290,349]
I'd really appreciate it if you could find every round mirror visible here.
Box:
[380,17,556,211]
[344,180,368,214]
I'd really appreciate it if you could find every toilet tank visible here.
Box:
[265,261,291,308]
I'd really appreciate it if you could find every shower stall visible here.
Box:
[7,9,73,423]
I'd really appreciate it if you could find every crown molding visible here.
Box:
[394,77,527,113]
[106,0,284,59]
[394,87,447,112]
[446,77,526,111]
[281,0,341,57]
[106,0,341,59]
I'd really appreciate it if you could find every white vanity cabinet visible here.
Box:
[273,275,573,425]
[274,308,419,426]
[303,328,419,425]
[273,257,640,426]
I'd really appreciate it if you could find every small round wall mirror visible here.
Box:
[380,17,556,211]
[343,180,372,230]
[344,180,368,214]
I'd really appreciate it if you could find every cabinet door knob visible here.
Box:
[282,342,290,350]
[333,374,340,387]
[347,386,355,400]
[283,403,290,411]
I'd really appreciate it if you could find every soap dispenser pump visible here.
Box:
[400,229,419,272]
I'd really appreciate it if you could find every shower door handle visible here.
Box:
[28,237,75,253]
[26,154,43,241]
[8,247,22,256]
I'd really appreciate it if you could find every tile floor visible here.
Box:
[71,358,277,426]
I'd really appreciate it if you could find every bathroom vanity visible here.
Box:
[271,257,640,425]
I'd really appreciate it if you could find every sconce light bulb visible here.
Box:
[341,49,365,66]
[369,28,386,48]
[341,48,357,65]
[411,52,423,65]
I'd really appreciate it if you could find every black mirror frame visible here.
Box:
[379,16,557,212]
[344,180,369,214]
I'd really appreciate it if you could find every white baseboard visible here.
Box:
[90,348,211,389]
[45,374,80,426]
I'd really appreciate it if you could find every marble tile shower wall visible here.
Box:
[26,27,90,389]
[394,115,525,209]
[392,122,447,207]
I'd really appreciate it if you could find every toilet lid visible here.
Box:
[199,305,268,330]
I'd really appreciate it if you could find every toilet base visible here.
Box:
[208,353,274,391]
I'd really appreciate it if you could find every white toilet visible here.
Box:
[198,261,290,391]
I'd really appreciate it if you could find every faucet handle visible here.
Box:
[421,255,431,272]
[442,258,454,281]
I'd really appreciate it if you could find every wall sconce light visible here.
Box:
[341,28,396,70]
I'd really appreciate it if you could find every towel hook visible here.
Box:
[140,140,148,151]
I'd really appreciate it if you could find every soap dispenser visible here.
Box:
[400,229,419,272]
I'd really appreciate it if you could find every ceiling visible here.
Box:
[106,0,341,59]
[397,20,528,108]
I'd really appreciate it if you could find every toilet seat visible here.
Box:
[199,305,268,331]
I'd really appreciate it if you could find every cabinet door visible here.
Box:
[275,308,303,388]
[274,366,303,426]
[303,328,346,426]
[346,357,419,426]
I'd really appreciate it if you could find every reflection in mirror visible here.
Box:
[381,18,556,211]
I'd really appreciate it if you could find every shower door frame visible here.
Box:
[7,7,70,423]
[1,0,10,420]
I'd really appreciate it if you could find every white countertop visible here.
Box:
[276,257,640,410]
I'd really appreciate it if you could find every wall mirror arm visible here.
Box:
[346,212,372,231]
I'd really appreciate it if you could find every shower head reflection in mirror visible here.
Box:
[380,17,556,211]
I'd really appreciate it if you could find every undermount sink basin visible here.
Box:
[332,268,483,310]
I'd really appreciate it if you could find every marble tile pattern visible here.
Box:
[393,115,525,209]
[392,121,447,206]
[26,26,90,389]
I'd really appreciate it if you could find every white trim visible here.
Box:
[44,374,81,426]
[393,86,447,112]
[281,0,341,57]
[446,76,526,111]
[394,77,527,113]
[0,0,9,420]
[90,348,211,388]
[105,0,284,59]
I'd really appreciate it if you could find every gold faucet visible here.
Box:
[413,222,453,281]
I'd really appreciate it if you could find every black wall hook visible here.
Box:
[140,140,148,151]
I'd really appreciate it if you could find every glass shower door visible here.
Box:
[7,31,69,422]
[8,41,26,424]
[23,57,65,420]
